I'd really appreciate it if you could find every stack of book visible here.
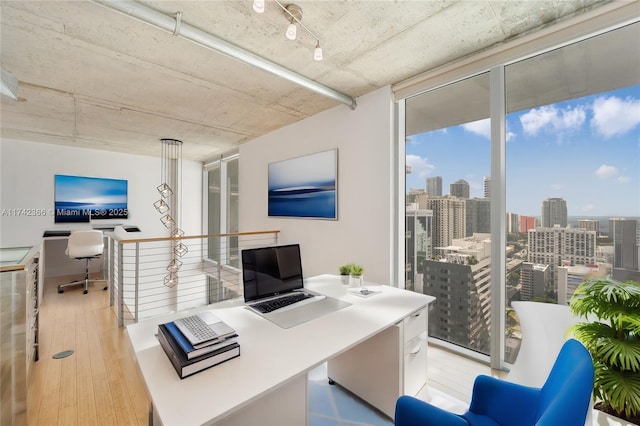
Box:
[157,311,240,379]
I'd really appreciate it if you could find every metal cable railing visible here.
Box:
[106,230,280,326]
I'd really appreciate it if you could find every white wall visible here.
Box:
[239,87,395,284]
[0,138,203,248]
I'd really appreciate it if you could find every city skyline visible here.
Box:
[406,85,640,217]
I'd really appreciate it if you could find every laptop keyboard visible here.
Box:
[251,292,315,313]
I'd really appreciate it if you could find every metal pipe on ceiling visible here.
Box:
[90,0,357,110]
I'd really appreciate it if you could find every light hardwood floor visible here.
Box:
[27,277,149,426]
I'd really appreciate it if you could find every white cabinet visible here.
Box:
[327,306,429,418]
[0,246,39,425]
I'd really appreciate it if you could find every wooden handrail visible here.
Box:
[115,230,280,244]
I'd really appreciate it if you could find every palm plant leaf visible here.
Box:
[570,278,640,422]
[595,362,640,418]
[596,339,640,372]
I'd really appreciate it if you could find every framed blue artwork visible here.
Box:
[268,149,337,220]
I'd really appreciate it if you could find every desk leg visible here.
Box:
[215,374,307,426]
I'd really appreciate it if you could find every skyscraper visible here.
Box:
[483,176,491,199]
[426,176,442,197]
[405,204,433,291]
[520,262,549,301]
[424,196,466,253]
[520,215,536,232]
[450,179,470,199]
[541,197,568,227]
[423,233,492,354]
[578,219,600,236]
[610,218,640,281]
[528,226,596,296]
[466,198,490,236]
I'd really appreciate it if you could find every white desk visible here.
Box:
[127,275,435,425]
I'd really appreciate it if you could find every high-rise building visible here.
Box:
[610,218,640,281]
[483,176,491,199]
[520,215,536,232]
[423,233,492,354]
[578,219,600,236]
[450,179,470,199]
[519,263,549,301]
[506,213,519,234]
[466,198,490,236]
[426,176,443,197]
[405,204,433,292]
[557,264,605,305]
[527,226,596,296]
[424,196,466,254]
[541,197,567,227]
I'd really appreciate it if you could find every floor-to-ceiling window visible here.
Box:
[401,20,639,367]
[405,72,492,356]
[204,151,239,301]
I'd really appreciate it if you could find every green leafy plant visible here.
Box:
[339,264,353,275]
[350,264,364,277]
[568,278,640,422]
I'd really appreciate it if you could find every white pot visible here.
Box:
[340,275,351,286]
[351,275,363,288]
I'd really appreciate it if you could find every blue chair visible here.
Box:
[394,338,593,426]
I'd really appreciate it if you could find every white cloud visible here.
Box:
[591,96,640,138]
[617,176,630,184]
[462,118,515,141]
[520,105,586,135]
[405,154,435,178]
[595,164,619,179]
[463,119,490,139]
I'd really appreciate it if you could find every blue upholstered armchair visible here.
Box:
[394,339,594,426]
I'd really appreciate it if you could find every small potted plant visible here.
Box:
[569,277,640,424]
[350,264,364,287]
[339,264,353,285]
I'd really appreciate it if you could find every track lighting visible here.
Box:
[314,41,323,61]
[252,0,265,13]
[254,1,324,61]
[285,19,297,40]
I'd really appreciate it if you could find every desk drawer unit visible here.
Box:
[327,306,428,419]
[403,307,428,396]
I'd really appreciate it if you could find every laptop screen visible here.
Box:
[241,244,304,302]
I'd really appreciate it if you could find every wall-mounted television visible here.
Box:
[54,174,128,223]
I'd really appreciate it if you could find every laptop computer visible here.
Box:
[241,244,350,328]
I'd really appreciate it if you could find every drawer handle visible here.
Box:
[411,311,422,317]
[410,344,422,355]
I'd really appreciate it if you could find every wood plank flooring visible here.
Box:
[27,277,149,426]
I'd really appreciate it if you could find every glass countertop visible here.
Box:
[0,246,34,268]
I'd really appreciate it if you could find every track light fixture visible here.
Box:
[252,0,265,14]
[314,41,323,61]
[253,0,324,61]
[285,18,297,40]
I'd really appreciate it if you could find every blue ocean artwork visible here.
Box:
[54,174,128,222]
[268,150,337,219]
[268,184,336,218]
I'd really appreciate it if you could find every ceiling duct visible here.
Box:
[90,0,357,110]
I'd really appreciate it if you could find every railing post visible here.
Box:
[117,242,124,328]
[135,242,140,323]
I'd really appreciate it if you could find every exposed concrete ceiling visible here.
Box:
[0,0,617,162]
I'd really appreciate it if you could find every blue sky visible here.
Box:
[406,85,640,217]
